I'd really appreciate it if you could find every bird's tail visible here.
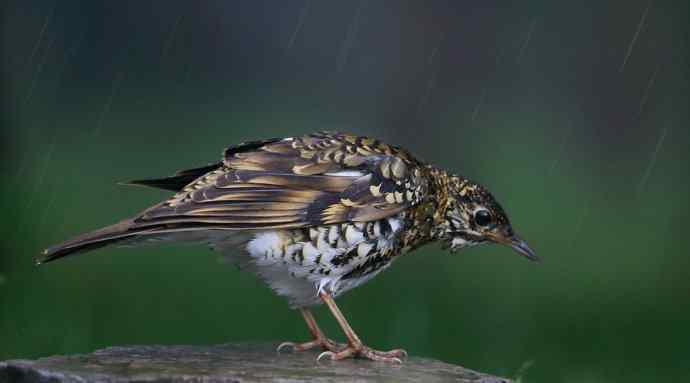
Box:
[38,220,253,266]
[37,220,142,264]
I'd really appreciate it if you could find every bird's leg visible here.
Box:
[277,308,344,353]
[317,291,407,363]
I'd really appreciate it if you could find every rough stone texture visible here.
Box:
[0,343,512,383]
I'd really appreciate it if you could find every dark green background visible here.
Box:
[2,1,689,381]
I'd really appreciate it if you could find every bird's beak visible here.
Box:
[509,235,540,262]
[492,233,540,262]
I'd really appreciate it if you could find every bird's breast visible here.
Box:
[243,214,405,307]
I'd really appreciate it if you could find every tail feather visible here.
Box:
[38,220,139,264]
[38,220,254,265]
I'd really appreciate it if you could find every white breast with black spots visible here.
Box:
[243,215,404,307]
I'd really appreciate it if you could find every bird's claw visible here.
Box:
[380,348,408,359]
[277,338,344,353]
[316,351,335,362]
[315,345,406,364]
[276,342,296,353]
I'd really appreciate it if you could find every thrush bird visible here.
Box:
[40,131,538,363]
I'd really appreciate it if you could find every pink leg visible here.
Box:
[277,308,344,353]
[316,291,407,363]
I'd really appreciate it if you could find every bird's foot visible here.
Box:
[277,337,345,353]
[316,344,407,363]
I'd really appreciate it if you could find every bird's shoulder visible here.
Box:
[222,131,424,173]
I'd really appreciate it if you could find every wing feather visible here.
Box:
[126,132,429,232]
[39,132,431,263]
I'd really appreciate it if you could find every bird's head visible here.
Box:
[439,176,540,262]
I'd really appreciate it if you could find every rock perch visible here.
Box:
[0,343,512,382]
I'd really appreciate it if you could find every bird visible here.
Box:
[39,131,538,363]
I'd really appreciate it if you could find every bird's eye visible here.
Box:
[474,210,492,227]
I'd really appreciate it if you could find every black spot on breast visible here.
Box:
[341,255,390,280]
[379,219,391,237]
[300,228,311,241]
[363,223,373,239]
[331,249,358,267]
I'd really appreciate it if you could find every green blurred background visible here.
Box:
[2,1,689,381]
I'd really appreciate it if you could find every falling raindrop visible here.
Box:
[636,126,668,196]
[620,0,652,73]
[24,32,56,107]
[35,174,63,234]
[52,35,84,92]
[23,133,58,212]
[91,71,125,140]
[516,18,537,65]
[287,0,311,51]
[12,130,59,240]
[24,4,55,70]
[416,31,444,116]
[161,14,184,63]
[513,359,535,383]
[336,0,364,74]
[548,129,571,177]
[635,63,659,120]
[470,39,510,123]
[471,87,487,122]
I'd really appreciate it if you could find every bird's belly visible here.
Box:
[242,217,402,307]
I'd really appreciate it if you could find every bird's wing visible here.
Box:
[129,132,430,231]
[38,132,430,263]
